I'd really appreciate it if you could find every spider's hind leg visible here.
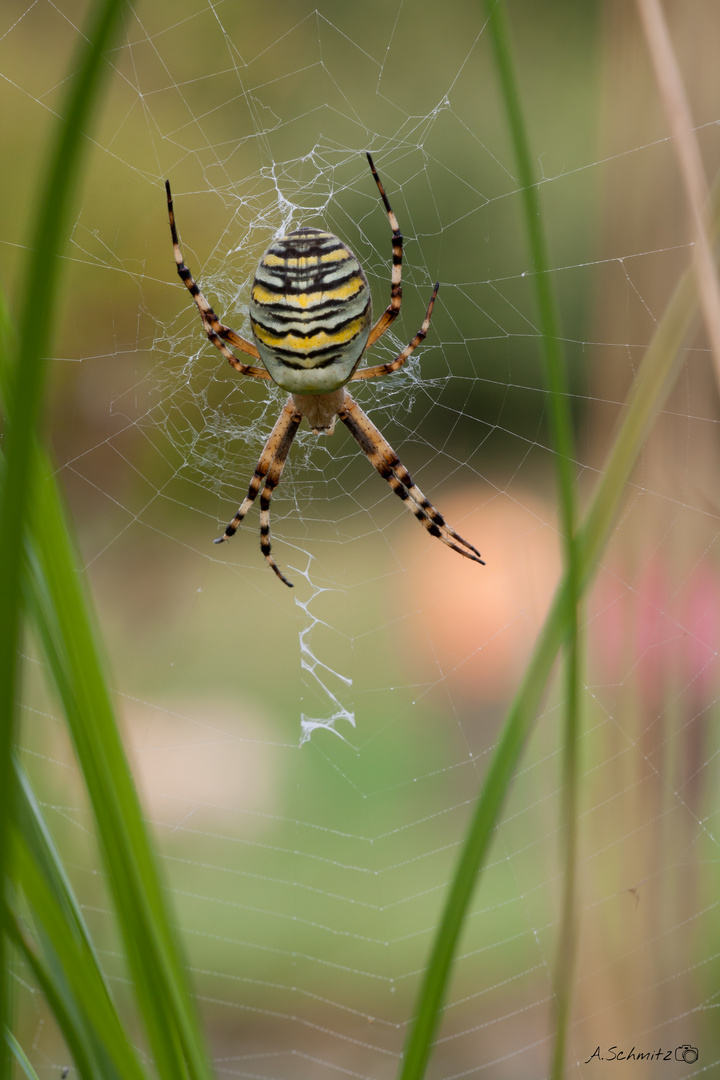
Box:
[388,457,484,562]
[257,413,302,587]
[339,393,484,565]
[215,399,301,587]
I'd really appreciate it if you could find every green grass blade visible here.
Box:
[0,338,211,1079]
[482,0,578,507]
[0,0,213,1069]
[0,235,213,1080]
[397,164,714,1080]
[23,453,215,1080]
[6,908,99,1080]
[0,319,214,1080]
[10,761,151,1080]
[478,6,581,1073]
[0,0,128,1072]
[5,1031,41,1080]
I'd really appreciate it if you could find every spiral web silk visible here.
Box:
[3,2,719,1076]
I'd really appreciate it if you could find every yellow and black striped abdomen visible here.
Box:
[249,227,372,394]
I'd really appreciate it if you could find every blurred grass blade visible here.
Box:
[0,307,214,1077]
[478,7,581,1072]
[6,908,98,1080]
[397,165,716,1080]
[10,760,150,1080]
[24,449,215,1080]
[637,0,720,386]
[0,0,128,1072]
[0,268,211,1079]
[0,0,214,1071]
[5,1031,40,1080]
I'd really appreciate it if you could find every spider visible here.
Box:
[165,153,484,587]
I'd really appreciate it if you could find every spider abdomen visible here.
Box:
[249,227,372,394]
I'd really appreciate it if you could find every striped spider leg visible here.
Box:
[364,151,403,348]
[213,399,302,587]
[165,180,271,380]
[165,153,483,586]
[339,393,484,565]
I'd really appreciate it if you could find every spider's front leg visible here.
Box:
[352,282,439,382]
[365,151,404,348]
[165,180,271,380]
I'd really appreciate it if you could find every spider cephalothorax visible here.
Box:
[165,154,483,586]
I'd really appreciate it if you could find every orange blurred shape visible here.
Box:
[397,487,561,704]
[127,697,282,833]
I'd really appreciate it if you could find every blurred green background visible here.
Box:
[3,0,719,1076]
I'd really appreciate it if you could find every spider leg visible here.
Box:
[365,152,403,348]
[339,393,484,565]
[165,180,271,380]
[352,281,439,382]
[214,399,301,583]
[256,413,302,587]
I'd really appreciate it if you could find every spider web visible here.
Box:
[3,0,720,1077]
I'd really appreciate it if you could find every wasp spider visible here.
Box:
[165,154,484,587]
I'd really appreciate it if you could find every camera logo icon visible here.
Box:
[675,1045,699,1064]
